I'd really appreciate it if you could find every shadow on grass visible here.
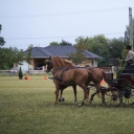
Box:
[39,100,134,110]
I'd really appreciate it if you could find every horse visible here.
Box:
[45,56,107,106]
[57,65,107,105]
[56,64,107,105]
[85,66,107,104]
[45,56,92,106]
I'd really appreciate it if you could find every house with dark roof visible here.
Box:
[23,46,102,70]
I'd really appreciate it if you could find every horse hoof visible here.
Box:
[89,100,92,104]
[74,102,77,105]
[59,98,65,102]
[78,102,84,107]
[59,98,62,102]
[78,104,82,107]
[62,98,65,102]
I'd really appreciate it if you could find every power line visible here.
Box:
[5,32,124,40]
[1,7,133,19]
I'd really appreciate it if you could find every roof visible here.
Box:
[24,46,102,59]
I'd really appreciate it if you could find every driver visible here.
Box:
[123,45,134,67]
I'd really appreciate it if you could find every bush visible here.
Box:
[18,67,23,79]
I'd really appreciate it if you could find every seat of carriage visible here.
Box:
[100,63,134,85]
[122,63,134,73]
[100,63,134,87]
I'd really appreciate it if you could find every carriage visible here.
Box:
[46,56,134,107]
[93,64,134,107]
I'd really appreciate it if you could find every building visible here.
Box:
[22,45,102,71]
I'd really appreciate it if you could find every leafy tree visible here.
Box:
[75,36,89,50]
[68,40,86,64]
[0,24,2,33]
[109,38,124,58]
[0,47,24,69]
[0,24,6,47]
[0,37,6,47]
[49,42,60,46]
[49,40,72,46]
[25,45,33,65]
[75,35,110,66]
[59,40,72,46]
[16,49,24,64]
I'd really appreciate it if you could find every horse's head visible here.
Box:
[45,56,53,73]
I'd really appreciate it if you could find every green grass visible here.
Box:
[0,76,134,134]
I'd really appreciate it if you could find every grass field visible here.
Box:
[0,76,134,134]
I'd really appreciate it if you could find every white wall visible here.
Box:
[18,61,28,73]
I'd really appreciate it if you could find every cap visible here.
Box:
[126,45,131,50]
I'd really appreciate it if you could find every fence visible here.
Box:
[0,70,46,76]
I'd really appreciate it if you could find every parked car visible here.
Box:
[35,66,43,70]
[9,67,18,75]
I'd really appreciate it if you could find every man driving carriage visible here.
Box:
[123,45,134,67]
[115,45,134,77]
[121,45,134,73]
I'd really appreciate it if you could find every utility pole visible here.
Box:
[129,7,133,49]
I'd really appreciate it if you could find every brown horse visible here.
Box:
[45,56,107,106]
[85,66,107,104]
[45,56,92,106]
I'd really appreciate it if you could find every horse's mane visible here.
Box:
[52,56,75,68]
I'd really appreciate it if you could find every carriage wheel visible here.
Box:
[122,88,134,106]
[104,89,122,107]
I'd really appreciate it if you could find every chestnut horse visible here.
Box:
[45,56,107,106]
[45,56,92,106]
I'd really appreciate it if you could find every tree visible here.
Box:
[0,24,6,47]
[75,35,110,66]
[59,40,72,46]
[24,45,33,73]
[0,24,2,33]
[0,47,24,69]
[18,66,23,79]
[108,38,125,65]
[49,42,60,46]
[25,45,33,65]
[14,49,24,64]
[68,40,86,65]
[0,37,6,47]
[49,40,72,46]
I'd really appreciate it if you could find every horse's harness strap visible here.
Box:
[53,66,90,91]
[53,67,71,82]
[53,66,92,82]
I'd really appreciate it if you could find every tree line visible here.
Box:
[0,18,134,69]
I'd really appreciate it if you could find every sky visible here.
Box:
[0,0,134,50]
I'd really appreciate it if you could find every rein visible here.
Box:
[52,66,77,71]
[52,66,90,91]
[52,66,95,81]
[52,66,73,81]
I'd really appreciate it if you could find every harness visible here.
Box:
[53,67,70,81]
[50,66,91,91]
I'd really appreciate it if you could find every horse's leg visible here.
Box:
[78,86,89,107]
[95,84,106,105]
[72,85,77,104]
[89,91,99,103]
[54,85,60,105]
[59,85,68,102]
[101,91,106,105]
[89,83,102,104]
[59,89,65,102]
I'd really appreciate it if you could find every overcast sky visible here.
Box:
[0,0,134,50]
